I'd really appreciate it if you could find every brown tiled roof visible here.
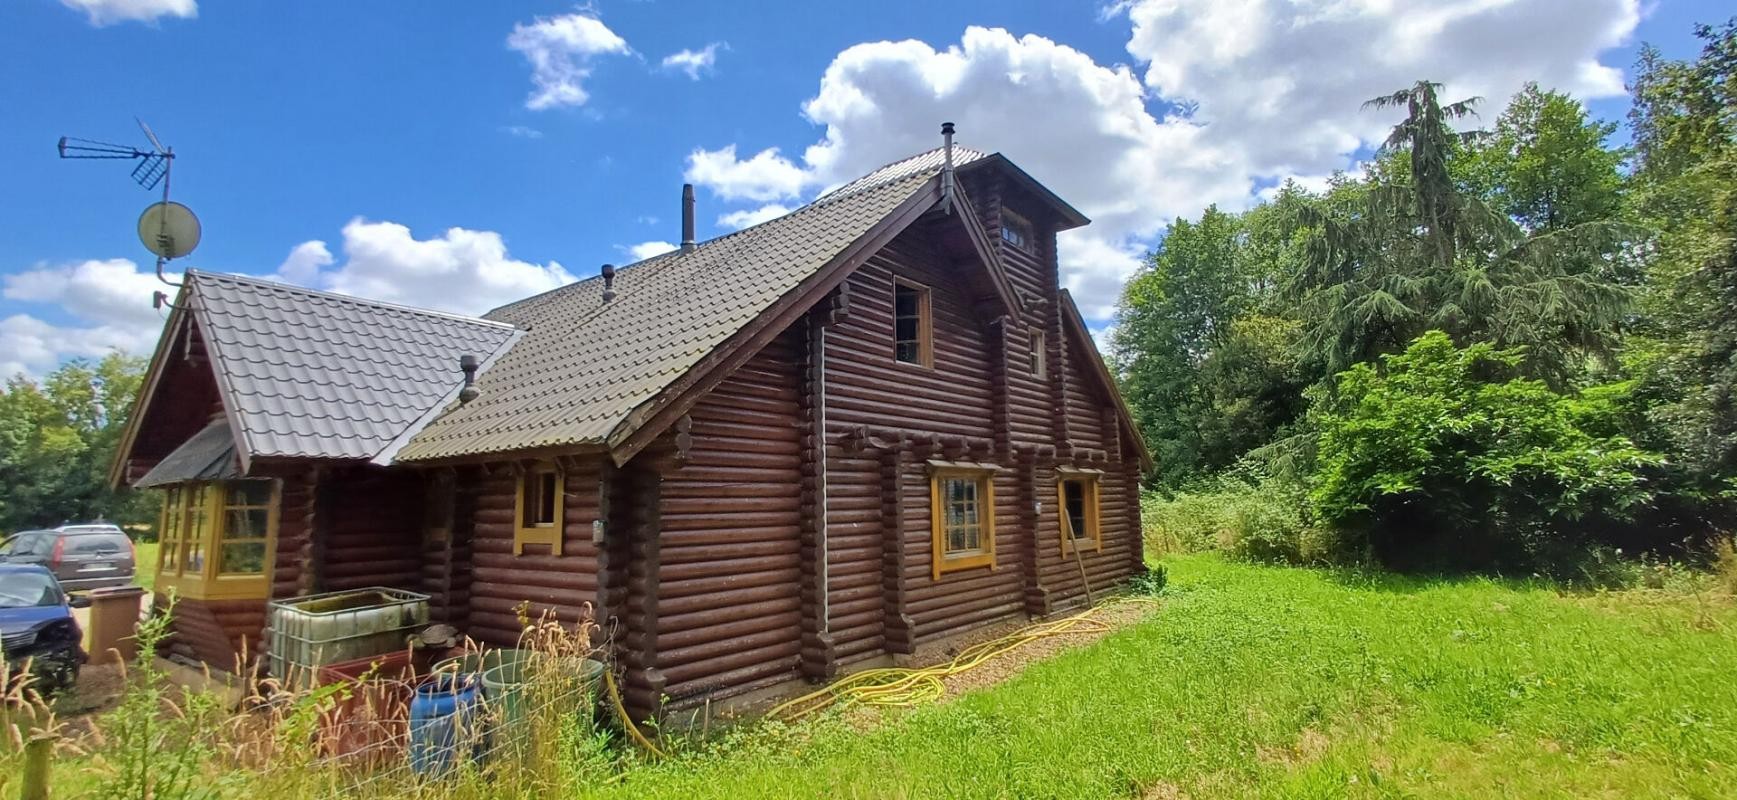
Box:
[395,149,981,462]
[186,271,521,464]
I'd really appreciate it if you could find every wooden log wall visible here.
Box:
[320,468,424,593]
[465,460,605,646]
[964,169,1144,610]
[822,224,1025,662]
[650,330,805,707]
[159,597,265,670]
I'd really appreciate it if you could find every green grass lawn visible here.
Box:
[593,555,1737,800]
[132,540,156,592]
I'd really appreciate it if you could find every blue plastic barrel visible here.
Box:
[408,673,481,775]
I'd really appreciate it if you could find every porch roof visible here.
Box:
[134,421,241,488]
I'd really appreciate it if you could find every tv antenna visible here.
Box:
[58,118,200,307]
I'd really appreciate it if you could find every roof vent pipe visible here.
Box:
[601,263,617,303]
[940,121,957,215]
[458,354,480,404]
[680,183,696,253]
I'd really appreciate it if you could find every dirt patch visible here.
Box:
[828,597,1159,729]
[47,662,128,738]
[1258,727,1332,767]
[1141,780,1191,800]
[936,599,1158,700]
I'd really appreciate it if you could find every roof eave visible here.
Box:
[1058,289,1153,471]
[106,284,193,489]
[959,153,1090,231]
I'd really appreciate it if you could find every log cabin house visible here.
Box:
[110,131,1152,720]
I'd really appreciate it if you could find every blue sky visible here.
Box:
[0,0,1721,377]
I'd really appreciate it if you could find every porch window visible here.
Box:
[929,464,996,579]
[1029,329,1046,379]
[156,480,277,599]
[514,462,564,555]
[1057,472,1102,554]
[893,279,932,367]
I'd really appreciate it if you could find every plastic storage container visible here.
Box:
[408,673,482,776]
[431,648,528,680]
[480,657,604,734]
[315,650,418,763]
[268,587,429,681]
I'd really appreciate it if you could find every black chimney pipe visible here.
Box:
[601,263,617,303]
[940,121,957,215]
[681,183,696,253]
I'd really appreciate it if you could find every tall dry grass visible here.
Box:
[61,601,613,800]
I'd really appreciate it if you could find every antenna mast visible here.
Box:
[58,119,197,296]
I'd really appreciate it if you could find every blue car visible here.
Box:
[0,564,87,695]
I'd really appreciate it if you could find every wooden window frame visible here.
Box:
[929,463,997,580]
[514,461,565,556]
[1057,470,1103,555]
[892,277,934,369]
[1001,211,1036,254]
[1029,328,1047,379]
[155,479,279,600]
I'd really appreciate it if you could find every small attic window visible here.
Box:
[893,279,933,367]
[1001,212,1034,253]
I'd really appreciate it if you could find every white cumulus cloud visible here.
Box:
[1118,0,1640,183]
[1,258,179,378]
[624,241,678,262]
[683,145,810,203]
[717,204,792,230]
[685,5,1640,319]
[277,219,575,316]
[507,12,632,110]
[661,42,725,80]
[59,0,194,26]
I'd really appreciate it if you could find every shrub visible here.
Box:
[1715,536,1737,595]
[1310,331,1662,571]
[1128,563,1168,595]
[1143,477,1337,565]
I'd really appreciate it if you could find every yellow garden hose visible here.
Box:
[604,668,669,759]
[767,597,1147,721]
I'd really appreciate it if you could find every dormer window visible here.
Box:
[1001,212,1035,253]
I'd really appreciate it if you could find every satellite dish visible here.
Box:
[137,201,201,259]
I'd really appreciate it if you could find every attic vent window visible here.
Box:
[893,279,932,367]
[1001,212,1034,253]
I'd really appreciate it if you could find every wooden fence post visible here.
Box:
[20,733,55,800]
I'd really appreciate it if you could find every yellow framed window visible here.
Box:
[929,465,996,579]
[159,485,186,573]
[219,482,272,575]
[514,462,564,555]
[154,480,278,599]
[893,278,933,367]
[1057,472,1102,554]
[183,484,212,576]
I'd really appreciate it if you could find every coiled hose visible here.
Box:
[767,597,1145,721]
